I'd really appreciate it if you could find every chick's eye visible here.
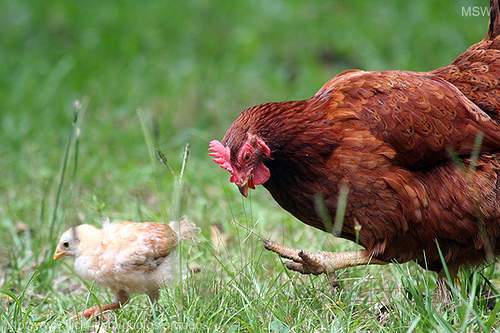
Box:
[62,241,69,248]
[243,151,252,162]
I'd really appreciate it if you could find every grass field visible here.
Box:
[1,0,498,331]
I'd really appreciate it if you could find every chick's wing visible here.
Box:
[103,221,179,272]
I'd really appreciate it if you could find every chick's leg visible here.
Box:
[83,302,122,318]
[82,290,129,318]
[260,238,388,275]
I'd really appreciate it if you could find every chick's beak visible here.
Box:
[53,248,67,261]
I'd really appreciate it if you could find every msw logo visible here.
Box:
[462,6,490,16]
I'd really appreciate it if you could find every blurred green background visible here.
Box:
[0,0,487,224]
[0,0,492,329]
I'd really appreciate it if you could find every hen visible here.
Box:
[54,217,200,318]
[210,1,500,288]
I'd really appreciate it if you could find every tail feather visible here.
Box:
[169,216,201,242]
[485,0,500,41]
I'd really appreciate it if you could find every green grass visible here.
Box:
[1,0,499,331]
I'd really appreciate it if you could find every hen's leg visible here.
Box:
[260,238,388,275]
[434,266,459,305]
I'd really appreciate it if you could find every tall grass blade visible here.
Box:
[39,99,88,289]
[137,108,191,327]
[137,108,158,174]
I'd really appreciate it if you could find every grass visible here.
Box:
[1,0,499,331]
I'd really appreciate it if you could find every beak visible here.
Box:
[238,183,249,197]
[237,174,254,197]
[53,249,67,261]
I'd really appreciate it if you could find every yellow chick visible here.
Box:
[54,216,200,318]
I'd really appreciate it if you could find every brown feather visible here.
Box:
[214,0,500,273]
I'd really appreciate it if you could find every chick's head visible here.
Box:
[53,224,99,261]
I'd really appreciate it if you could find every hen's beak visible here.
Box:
[53,249,67,261]
[237,174,253,197]
[238,183,249,197]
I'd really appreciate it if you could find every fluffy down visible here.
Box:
[54,216,200,318]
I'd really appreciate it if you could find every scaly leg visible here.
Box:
[82,290,129,319]
[434,266,459,306]
[83,302,123,318]
[260,238,388,275]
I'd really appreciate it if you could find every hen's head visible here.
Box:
[209,133,271,197]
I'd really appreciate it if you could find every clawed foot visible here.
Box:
[260,238,388,276]
[83,305,105,318]
[260,238,332,275]
[72,303,121,320]
[72,306,106,320]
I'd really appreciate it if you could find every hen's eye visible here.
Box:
[62,241,69,248]
[243,151,252,162]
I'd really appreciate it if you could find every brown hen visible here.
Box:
[210,1,500,288]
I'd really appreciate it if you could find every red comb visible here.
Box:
[209,140,233,173]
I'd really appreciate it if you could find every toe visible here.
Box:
[260,238,302,261]
[83,306,100,318]
[298,251,326,275]
[285,261,306,273]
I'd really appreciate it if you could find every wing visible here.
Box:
[431,36,500,119]
[316,70,500,168]
[299,70,500,252]
[104,221,179,271]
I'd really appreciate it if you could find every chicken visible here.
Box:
[209,0,500,288]
[53,217,200,318]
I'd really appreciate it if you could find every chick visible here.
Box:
[54,216,200,318]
